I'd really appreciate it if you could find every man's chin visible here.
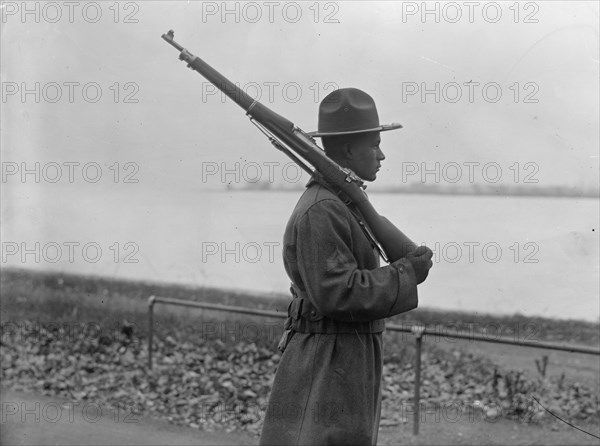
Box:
[356,170,377,182]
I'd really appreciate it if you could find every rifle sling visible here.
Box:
[311,174,388,263]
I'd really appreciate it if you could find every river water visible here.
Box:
[2,183,598,321]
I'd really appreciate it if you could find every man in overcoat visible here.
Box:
[260,88,433,445]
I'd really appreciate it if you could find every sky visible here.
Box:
[1,1,598,192]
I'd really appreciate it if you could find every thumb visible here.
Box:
[409,246,430,257]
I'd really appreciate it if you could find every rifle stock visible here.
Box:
[162,30,417,262]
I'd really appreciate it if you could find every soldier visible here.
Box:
[260,88,433,445]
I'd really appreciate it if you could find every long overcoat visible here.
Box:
[260,177,419,446]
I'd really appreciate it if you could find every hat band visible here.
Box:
[308,122,403,137]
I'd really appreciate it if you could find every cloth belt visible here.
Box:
[278,284,386,351]
[282,283,385,336]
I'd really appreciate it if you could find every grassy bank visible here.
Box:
[1,268,599,440]
[2,268,598,346]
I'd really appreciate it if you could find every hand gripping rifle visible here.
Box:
[162,30,417,262]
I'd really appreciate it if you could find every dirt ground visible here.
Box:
[377,415,600,446]
[0,389,254,446]
[2,389,599,446]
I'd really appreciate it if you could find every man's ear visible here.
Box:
[341,141,354,160]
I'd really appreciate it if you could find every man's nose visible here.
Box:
[377,147,386,161]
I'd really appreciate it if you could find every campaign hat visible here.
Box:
[309,88,402,137]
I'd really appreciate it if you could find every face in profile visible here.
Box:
[347,132,385,182]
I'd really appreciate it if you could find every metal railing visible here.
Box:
[147,295,287,370]
[147,295,600,435]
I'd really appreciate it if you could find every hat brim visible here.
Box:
[308,122,403,137]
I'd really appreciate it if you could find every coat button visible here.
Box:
[398,265,404,273]
[310,310,317,317]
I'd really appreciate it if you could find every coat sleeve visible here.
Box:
[295,198,418,323]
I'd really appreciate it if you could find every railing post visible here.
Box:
[411,325,425,435]
[148,296,156,370]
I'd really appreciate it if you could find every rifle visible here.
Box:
[161,30,417,262]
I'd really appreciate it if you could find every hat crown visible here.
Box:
[318,88,382,136]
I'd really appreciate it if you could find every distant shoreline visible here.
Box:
[221,183,600,198]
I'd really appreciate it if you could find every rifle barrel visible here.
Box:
[161,30,184,52]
